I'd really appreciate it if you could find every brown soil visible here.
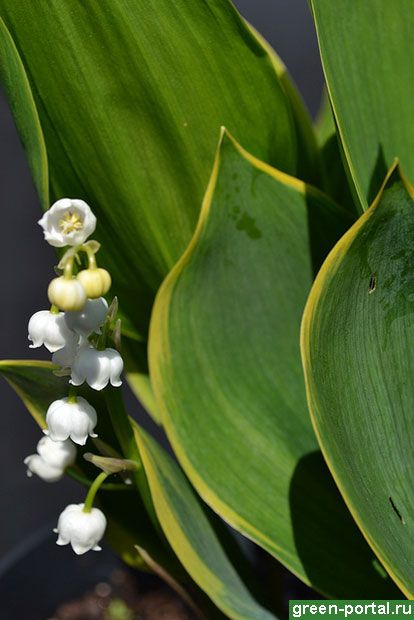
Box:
[49,567,195,620]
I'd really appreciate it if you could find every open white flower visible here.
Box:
[24,436,76,483]
[38,198,96,247]
[45,396,98,446]
[28,310,77,353]
[70,347,123,391]
[54,503,106,555]
[64,297,108,337]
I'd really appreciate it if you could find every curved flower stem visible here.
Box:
[83,471,109,513]
[104,386,163,537]
[78,243,98,269]
[66,466,132,491]
[67,385,78,404]
[87,253,97,269]
[63,255,75,279]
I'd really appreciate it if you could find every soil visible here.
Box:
[49,567,195,620]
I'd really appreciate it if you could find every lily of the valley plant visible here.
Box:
[1,0,414,616]
[27,197,124,553]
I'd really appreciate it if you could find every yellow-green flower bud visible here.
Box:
[48,276,87,311]
[77,268,111,299]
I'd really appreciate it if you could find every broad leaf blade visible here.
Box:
[122,338,161,424]
[134,425,276,620]
[0,0,301,340]
[314,91,357,216]
[134,544,206,620]
[311,0,414,209]
[301,164,414,597]
[0,17,48,206]
[149,131,399,596]
[314,90,334,147]
[247,23,320,186]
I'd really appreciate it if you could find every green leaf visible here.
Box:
[134,544,206,619]
[314,90,335,147]
[310,0,414,209]
[0,359,273,619]
[134,425,276,620]
[0,0,302,341]
[246,23,320,187]
[149,130,400,597]
[314,91,357,216]
[301,163,414,598]
[122,338,161,424]
[0,17,48,207]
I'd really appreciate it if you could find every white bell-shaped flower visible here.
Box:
[52,337,80,369]
[28,310,77,353]
[24,455,63,483]
[24,436,76,483]
[38,198,96,247]
[70,347,123,391]
[64,297,108,337]
[54,503,106,555]
[37,435,76,468]
[45,396,97,446]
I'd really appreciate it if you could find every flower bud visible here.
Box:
[64,297,108,336]
[77,268,111,298]
[38,198,96,247]
[70,347,123,391]
[48,276,87,312]
[54,503,106,555]
[45,396,98,446]
[28,310,77,353]
[24,436,76,483]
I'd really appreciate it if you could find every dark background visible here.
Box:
[0,0,324,560]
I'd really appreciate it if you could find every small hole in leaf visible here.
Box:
[389,496,406,524]
[368,274,377,294]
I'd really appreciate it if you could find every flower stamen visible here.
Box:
[59,210,84,235]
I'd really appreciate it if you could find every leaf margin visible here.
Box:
[300,158,412,598]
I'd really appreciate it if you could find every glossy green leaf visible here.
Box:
[122,338,160,424]
[314,91,356,216]
[301,164,414,598]
[0,360,273,619]
[314,90,335,147]
[149,130,400,597]
[247,23,320,187]
[311,0,414,209]
[0,0,304,342]
[0,17,48,207]
[134,425,276,620]
[134,544,206,620]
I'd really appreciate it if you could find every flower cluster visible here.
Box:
[39,199,112,311]
[24,198,125,554]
